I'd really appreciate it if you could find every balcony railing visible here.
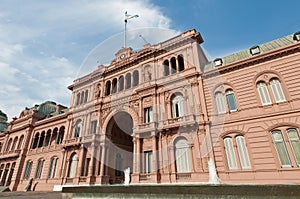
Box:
[159,114,196,129]
[135,122,157,133]
[63,137,82,147]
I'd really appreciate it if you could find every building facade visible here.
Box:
[1,29,300,191]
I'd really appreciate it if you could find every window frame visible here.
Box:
[270,78,286,103]
[174,137,192,173]
[144,107,153,123]
[171,93,185,118]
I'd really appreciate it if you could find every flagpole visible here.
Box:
[123,11,139,49]
[124,12,127,48]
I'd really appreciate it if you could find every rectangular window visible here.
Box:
[23,161,32,179]
[91,120,97,134]
[226,91,237,112]
[144,107,153,123]
[144,151,153,173]
[271,130,291,167]
[216,92,226,114]
[35,160,44,179]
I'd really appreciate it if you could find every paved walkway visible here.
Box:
[0,191,63,199]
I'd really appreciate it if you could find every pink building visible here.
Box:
[1,29,300,191]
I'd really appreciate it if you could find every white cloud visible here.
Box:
[0,0,174,120]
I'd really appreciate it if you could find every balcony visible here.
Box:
[135,122,157,133]
[159,114,196,130]
[29,144,61,154]
[0,149,21,159]
[63,137,82,147]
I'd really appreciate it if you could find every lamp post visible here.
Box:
[124,11,139,48]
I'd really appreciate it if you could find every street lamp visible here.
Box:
[124,11,139,48]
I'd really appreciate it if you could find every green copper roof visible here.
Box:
[0,110,8,122]
[0,122,8,132]
[204,33,297,72]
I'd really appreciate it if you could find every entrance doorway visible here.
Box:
[106,112,133,184]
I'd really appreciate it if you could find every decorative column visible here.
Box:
[152,133,158,183]
[136,137,141,173]
[100,145,106,176]
[88,143,95,178]
[152,133,157,172]
[76,146,85,178]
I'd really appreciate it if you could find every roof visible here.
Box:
[204,32,299,72]
[0,110,8,122]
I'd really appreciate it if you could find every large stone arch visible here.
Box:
[101,106,138,135]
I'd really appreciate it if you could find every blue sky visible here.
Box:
[0,0,299,120]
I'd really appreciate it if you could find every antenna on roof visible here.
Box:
[139,34,149,44]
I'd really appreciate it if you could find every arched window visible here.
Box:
[223,137,238,170]
[23,161,33,179]
[257,81,271,105]
[133,70,139,87]
[0,163,10,186]
[32,133,39,149]
[171,57,177,74]
[84,90,88,102]
[17,135,24,149]
[48,157,59,178]
[57,126,65,144]
[286,128,300,165]
[6,138,12,151]
[271,130,291,167]
[215,92,226,114]
[0,164,4,180]
[11,137,18,151]
[119,76,124,91]
[236,136,251,169]
[105,81,111,96]
[112,78,118,93]
[270,78,286,103]
[163,60,169,76]
[44,130,51,147]
[6,162,15,186]
[178,55,185,71]
[74,120,82,138]
[68,153,78,178]
[171,93,185,118]
[174,137,192,173]
[125,73,131,89]
[38,131,45,148]
[115,153,123,176]
[35,159,45,179]
[225,90,237,112]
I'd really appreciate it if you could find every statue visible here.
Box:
[208,158,220,184]
[124,167,130,185]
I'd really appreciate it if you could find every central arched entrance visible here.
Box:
[106,111,133,184]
